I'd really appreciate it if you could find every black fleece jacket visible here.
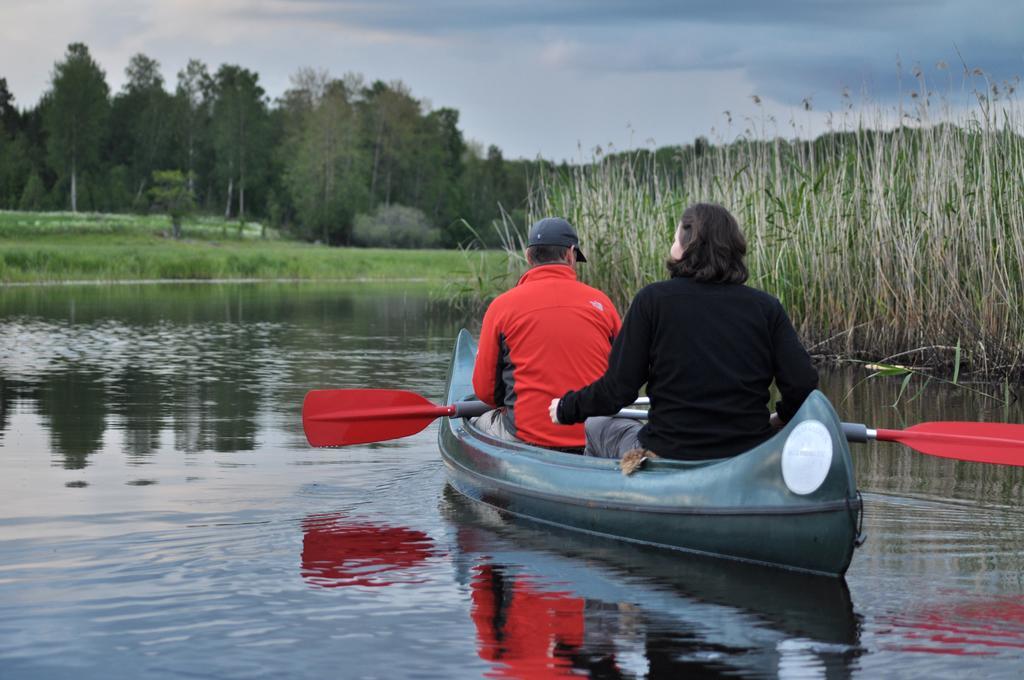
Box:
[557,276,818,459]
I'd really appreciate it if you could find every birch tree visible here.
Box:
[282,70,367,243]
[211,65,268,221]
[174,59,213,195]
[360,81,420,207]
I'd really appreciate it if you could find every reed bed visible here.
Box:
[520,78,1024,380]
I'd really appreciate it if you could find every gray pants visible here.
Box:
[584,416,643,458]
[471,408,518,443]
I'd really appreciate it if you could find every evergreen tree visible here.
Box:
[0,81,32,208]
[110,53,174,206]
[456,143,511,245]
[0,77,18,136]
[18,172,45,211]
[43,43,110,212]
[16,102,51,188]
[0,135,31,209]
[417,106,466,242]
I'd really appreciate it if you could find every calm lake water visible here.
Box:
[1,282,1023,679]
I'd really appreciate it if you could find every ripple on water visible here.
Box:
[4,284,1024,677]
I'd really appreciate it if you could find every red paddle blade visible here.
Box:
[302,389,452,447]
[875,421,1024,466]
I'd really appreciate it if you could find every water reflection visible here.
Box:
[819,368,1024,505]
[443,487,861,678]
[113,365,166,458]
[36,367,110,469]
[471,565,591,677]
[8,281,1024,501]
[0,283,464,467]
[0,376,12,445]
[879,596,1024,657]
[300,513,437,588]
[3,282,1024,677]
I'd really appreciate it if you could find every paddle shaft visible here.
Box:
[602,406,1023,467]
[303,389,1024,465]
[321,399,999,446]
[306,400,488,423]
[845,422,1024,466]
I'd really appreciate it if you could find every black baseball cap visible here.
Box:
[527,217,587,262]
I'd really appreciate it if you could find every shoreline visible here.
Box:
[0,218,509,287]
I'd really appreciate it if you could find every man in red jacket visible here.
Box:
[472,217,621,451]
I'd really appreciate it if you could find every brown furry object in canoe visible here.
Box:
[619,448,659,476]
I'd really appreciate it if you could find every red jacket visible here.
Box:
[472,264,621,447]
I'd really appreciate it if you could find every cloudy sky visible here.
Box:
[1,0,1021,160]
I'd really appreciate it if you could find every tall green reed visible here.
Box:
[515,73,1024,379]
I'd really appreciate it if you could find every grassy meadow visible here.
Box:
[0,211,503,284]
[520,82,1024,379]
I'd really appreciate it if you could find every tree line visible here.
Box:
[0,43,553,246]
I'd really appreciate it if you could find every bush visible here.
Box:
[351,204,440,248]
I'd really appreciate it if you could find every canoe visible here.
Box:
[438,329,863,577]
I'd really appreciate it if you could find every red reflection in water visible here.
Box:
[881,595,1024,656]
[471,564,586,678]
[301,513,436,588]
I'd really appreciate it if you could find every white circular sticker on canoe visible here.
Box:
[781,420,834,495]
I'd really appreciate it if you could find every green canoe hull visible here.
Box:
[439,329,862,576]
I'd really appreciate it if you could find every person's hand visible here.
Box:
[549,398,561,424]
[769,412,783,430]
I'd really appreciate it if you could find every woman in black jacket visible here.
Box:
[549,203,818,465]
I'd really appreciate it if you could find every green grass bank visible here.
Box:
[0,211,504,284]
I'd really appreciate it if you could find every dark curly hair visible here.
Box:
[666,203,748,284]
